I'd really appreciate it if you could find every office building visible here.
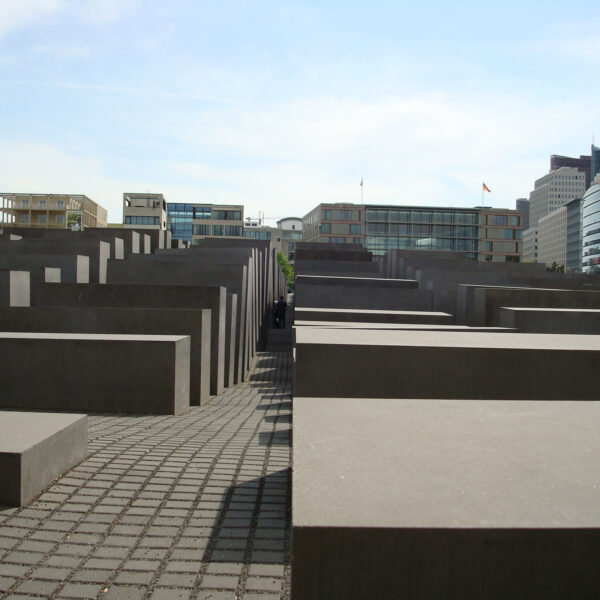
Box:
[277,217,303,263]
[565,197,583,272]
[550,153,592,189]
[528,167,586,230]
[478,207,522,262]
[167,203,244,244]
[516,198,530,231]
[0,193,107,230]
[302,203,522,262]
[537,207,567,268]
[123,193,167,230]
[581,177,600,273]
[522,227,538,263]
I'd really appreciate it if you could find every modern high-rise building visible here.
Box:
[581,177,600,273]
[302,203,522,262]
[537,207,567,268]
[528,166,586,230]
[565,197,583,272]
[0,193,107,230]
[591,144,600,185]
[516,198,530,231]
[550,153,592,189]
[123,193,167,230]
[167,203,244,244]
[522,227,538,263]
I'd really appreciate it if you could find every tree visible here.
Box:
[277,252,294,289]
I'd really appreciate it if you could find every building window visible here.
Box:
[56,200,65,208]
[38,214,47,224]
[213,225,224,236]
[56,215,64,224]
[194,206,212,219]
[39,199,47,208]
[21,214,29,223]
[213,210,241,221]
[350,224,361,234]
[193,224,211,235]
[336,210,352,220]
[225,225,242,236]
[323,210,332,220]
[319,223,331,233]
[330,237,346,243]
[125,216,160,225]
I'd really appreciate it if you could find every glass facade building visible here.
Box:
[565,197,582,272]
[364,207,480,259]
[167,203,195,242]
[581,183,600,273]
[167,203,244,243]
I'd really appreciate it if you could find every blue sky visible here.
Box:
[1,0,599,223]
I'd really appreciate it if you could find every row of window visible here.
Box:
[21,214,64,224]
[320,223,362,234]
[485,215,520,226]
[125,216,161,225]
[322,209,361,221]
[243,230,271,240]
[364,236,478,252]
[365,223,478,237]
[365,210,479,225]
[192,224,242,236]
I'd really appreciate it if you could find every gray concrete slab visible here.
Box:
[293,321,514,331]
[293,397,600,600]
[295,275,430,310]
[0,236,112,282]
[459,285,600,326]
[33,282,226,396]
[499,307,600,333]
[0,332,190,414]
[294,307,453,324]
[294,329,600,399]
[0,306,211,405]
[225,293,237,387]
[0,412,87,506]
[106,260,249,386]
[0,254,89,283]
[0,270,29,306]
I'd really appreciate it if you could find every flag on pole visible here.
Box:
[482,182,491,192]
[360,178,363,187]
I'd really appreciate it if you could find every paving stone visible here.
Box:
[245,576,283,592]
[0,328,292,599]
[14,578,61,595]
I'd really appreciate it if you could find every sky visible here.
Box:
[1,0,599,224]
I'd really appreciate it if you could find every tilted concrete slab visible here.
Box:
[0,306,211,405]
[294,329,600,399]
[0,270,29,306]
[500,307,600,333]
[293,397,600,600]
[294,307,452,324]
[33,282,226,396]
[0,411,87,506]
[0,332,190,414]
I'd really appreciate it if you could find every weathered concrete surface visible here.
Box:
[0,254,89,283]
[293,397,600,600]
[293,321,513,332]
[0,270,29,306]
[295,275,430,311]
[0,306,211,406]
[294,329,600,399]
[0,412,87,506]
[458,285,600,326]
[225,293,238,387]
[33,282,226,396]
[499,307,600,334]
[0,237,111,283]
[107,259,250,386]
[0,332,190,414]
[294,307,453,324]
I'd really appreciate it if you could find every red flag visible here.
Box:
[483,182,491,192]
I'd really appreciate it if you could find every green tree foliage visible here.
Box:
[277,252,294,289]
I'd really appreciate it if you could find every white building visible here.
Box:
[528,167,586,229]
[537,207,567,268]
[522,227,538,262]
[123,193,167,230]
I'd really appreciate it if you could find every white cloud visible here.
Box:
[0,0,65,38]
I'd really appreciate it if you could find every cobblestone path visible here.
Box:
[0,327,292,600]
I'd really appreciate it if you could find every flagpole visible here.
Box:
[361,178,363,204]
